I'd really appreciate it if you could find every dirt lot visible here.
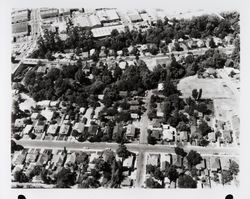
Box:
[177,75,234,99]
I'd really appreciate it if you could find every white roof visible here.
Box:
[22,125,33,135]
[47,124,58,134]
[91,25,125,38]
[41,109,54,121]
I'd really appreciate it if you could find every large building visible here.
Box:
[40,8,59,19]
[91,25,125,38]
[73,14,101,28]
[96,8,120,23]
[12,22,29,37]
[11,9,30,24]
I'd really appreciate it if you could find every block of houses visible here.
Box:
[22,124,33,135]
[59,124,70,135]
[47,124,58,135]
[147,154,160,167]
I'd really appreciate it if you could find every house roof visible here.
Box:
[47,124,58,134]
[151,130,162,139]
[73,122,85,133]
[22,124,33,135]
[59,124,70,135]
[147,154,160,166]
[126,124,136,137]
[210,157,221,170]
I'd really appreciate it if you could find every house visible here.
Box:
[73,122,85,133]
[33,125,44,134]
[208,132,216,142]
[158,83,164,91]
[47,124,58,135]
[101,149,115,162]
[32,174,43,183]
[119,61,127,70]
[128,100,140,106]
[210,157,221,172]
[121,177,132,187]
[152,119,162,128]
[31,113,40,120]
[25,149,39,163]
[220,157,231,170]
[151,130,162,140]
[126,124,136,138]
[161,154,171,170]
[50,152,66,169]
[89,153,100,163]
[222,130,232,143]
[179,131,188,142]
[41,109,54,121]
[88,124,99,136]
[25,163,36,178]
[119,91,128,98]
[131,113,139,119]
[196,159,206,170]
[22,124,33,135]
[123,155,134,168]
[65,152,77,166]
[36,152,50,166]
[162,124,176,141]
[112,123,123,139]
[173,155,183,168]
[12,150,27,166]
[14,119,25,128]
[129,105,140,112]
[59,124,70,135]
[147,154,160,166]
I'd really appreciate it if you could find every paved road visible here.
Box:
[15,139,239,156]
[12,9,41,74]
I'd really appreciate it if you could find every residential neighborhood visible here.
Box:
[11,8,240,189]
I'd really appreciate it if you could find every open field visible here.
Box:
[177,75,234,99]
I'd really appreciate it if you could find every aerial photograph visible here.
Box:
[11,8,240,189]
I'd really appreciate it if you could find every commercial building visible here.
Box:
[40,8,59,19]
[12,22,29,37]
[127,10,143,23]
[11,9,30,24]
[91,25,125,38]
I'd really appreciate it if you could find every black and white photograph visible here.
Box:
[1,0,250,198]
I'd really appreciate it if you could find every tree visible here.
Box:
[196,102,208,114]
[72,130,80,138]
[221,170,233,185]
[116,144,131,162]
[209,38,216,48]
[13,134,21,140]
[192,89,198,100]
[186,150,202,167]
[145,177,162,188]
[13,170,29,183]
[153,168,164,181]
[229,160,239,175]
[55,167,76,188]
[166,165,179,183]
[178,174,197,188]
[198,121,211,136]
[197,137,209,147]
[174,147,187,157]
[29,132,36,140]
